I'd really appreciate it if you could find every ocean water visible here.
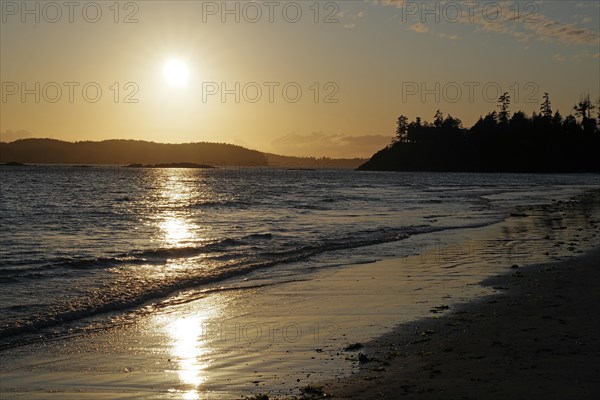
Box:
[1,166,599,349]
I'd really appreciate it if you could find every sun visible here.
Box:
[163,58,190,87]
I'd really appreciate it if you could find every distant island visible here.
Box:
[0,139,364,169]
[359,93,600,172]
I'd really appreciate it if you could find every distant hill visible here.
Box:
[0,139,365,169]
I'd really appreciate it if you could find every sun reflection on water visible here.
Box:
[153,169,220,398]
[161,217,194,246]
[182,389,201,400]
[166,312,212,399]
[154,169,206,248]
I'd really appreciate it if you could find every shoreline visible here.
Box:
[323,247,600,399]
[1,190,600,398]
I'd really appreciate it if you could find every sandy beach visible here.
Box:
[324,248,600,399]
[1,191,599,399]
[3,0,600,397]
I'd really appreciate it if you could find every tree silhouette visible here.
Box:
[433,110,444,128]
[498,92,511,125]
[563,115,579,132]
[395,115,409,143]
[358,91,600,172]
[540,92,552,119]
[552,110,563,126]
[442,114,462,130]
[574,95,598,134]
[574,94,594,121]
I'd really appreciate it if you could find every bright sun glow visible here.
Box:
[163,58,190,87]
[161,217,193,246]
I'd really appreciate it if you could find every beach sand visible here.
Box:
[324,248,600,399]
[1,192,599,399]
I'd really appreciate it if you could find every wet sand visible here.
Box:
[1,191,600,399]
[0,241,498,399]
[324,248,600,399]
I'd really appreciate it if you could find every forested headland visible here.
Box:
[359,93,600,172]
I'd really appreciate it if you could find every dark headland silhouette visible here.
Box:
[0,139,364,169]
[359,93,600,172]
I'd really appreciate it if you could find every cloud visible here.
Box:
[369,0,406,8]
[373,0,600,47]
[270,132,393,158]
[465,5,599,46]
[439,32,459,40]
[553,53,567,62]
[525,17,599,45]
[551,51,597,62]
[0,130,33,143]
[409,22,429,33]
[337,8,366,29]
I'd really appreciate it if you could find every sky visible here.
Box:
[1,0,599,158]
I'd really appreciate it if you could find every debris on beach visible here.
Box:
[244,394,269,400]
[299,384,332,399]
[430,305,450,313]
[344,342,363,352]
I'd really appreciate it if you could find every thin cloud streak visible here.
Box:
[370,0,599,47]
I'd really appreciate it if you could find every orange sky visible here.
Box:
[1,1,598,158]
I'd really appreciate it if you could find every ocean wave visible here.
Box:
[243,233,273,240]
[0,223,466,346]
[188,199,250,209]
[0,238,244,279]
